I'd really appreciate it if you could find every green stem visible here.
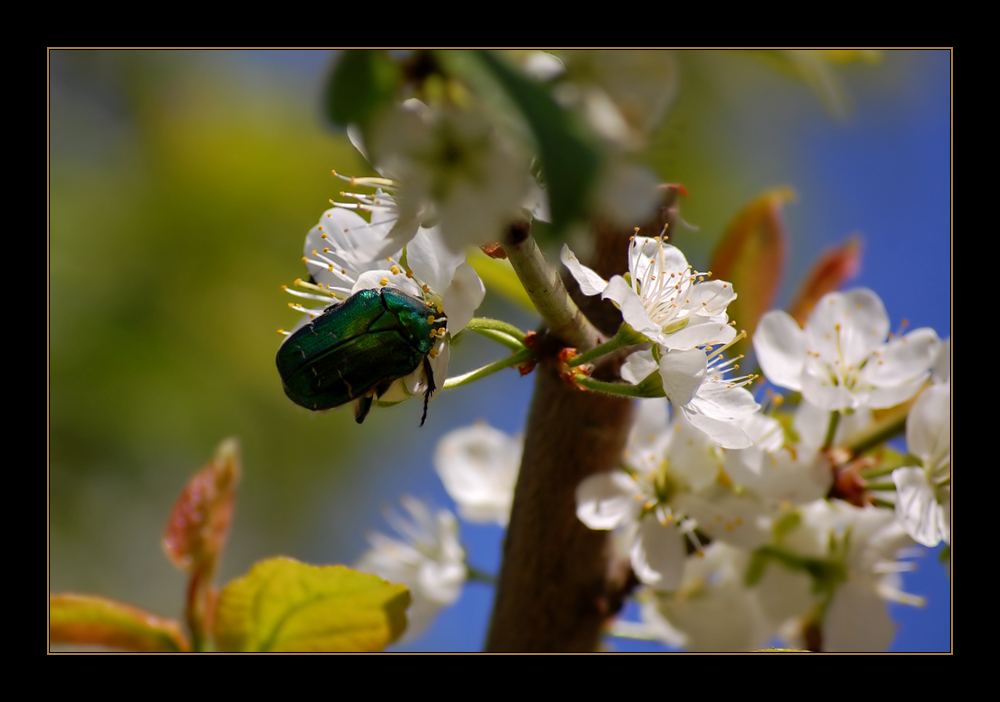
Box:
[858,463,900,479]
[576,376,649,398]
[443,348,534,389]
[871,497,896,509]
[466,564,497,586]
[864,481,896,492]
[565,323,647,367]
[466,317,528,343]
[821,411,841,451]
[844,405,908,456]
[469,327,526,351]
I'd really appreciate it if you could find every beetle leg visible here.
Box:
[354,394,375,424]
[419,355,436,427]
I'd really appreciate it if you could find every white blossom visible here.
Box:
[633,543,772,651]
[754,288,940,411]
[365,102,531,252]
[434,423,522,526]
[355,496,466,640]
[562,237,737,352]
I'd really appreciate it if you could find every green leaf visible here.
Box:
[213,558,410,652]
[324,50,402,128]
[50,594,190,652]
[471,50,601,238]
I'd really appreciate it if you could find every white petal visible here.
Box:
[824,581,895,652]
[631,518,687,591]
[806,289,889,366]
[406,226,466,293]
[658,348,707,407]
[434,423,521,526]
[754,311,807,391]
[674,491,770,549]
[906,383,951,468]
[932,338,950,384]
[867,327,939,384]
[892,466,948,547]
[441,263,486,334]
[683,411,753,449]
[605,275,660,338]
[621,349,658,385]
[801,355,858,411]
[560,244,609,296]
[575,472,641,530]
[660,317,736,351]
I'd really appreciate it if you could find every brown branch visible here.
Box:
[485,195,676,652]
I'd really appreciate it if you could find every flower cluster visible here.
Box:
[579,286,949,651]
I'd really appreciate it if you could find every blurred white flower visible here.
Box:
[723,410,833,507]
[366,102,531,252]
[760,500,923,652]
[355,496,466,640]
[634,543,772,651]
[552,50,679,150]
[754,288,940,411]
[434,423,522,526]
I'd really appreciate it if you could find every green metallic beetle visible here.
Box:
[277,287,447,425]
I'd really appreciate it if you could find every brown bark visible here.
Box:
[485,194,678,652]
[485,368,633,651]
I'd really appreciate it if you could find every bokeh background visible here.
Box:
[49,49,951,652]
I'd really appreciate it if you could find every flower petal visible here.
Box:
[754,311,807,391]
[560,244,609,296]
[631,518,686,591]
[575,472,641,530]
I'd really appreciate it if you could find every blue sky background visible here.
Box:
[49,50,950,653]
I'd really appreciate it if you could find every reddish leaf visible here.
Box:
[50,594,190,652]
[163,438,241,574]
[788,235,862,327]
[710,189,793,356]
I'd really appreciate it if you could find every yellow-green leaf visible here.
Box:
[709,188,793,358]
[50,593,190,652]
[212,558,410,652]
